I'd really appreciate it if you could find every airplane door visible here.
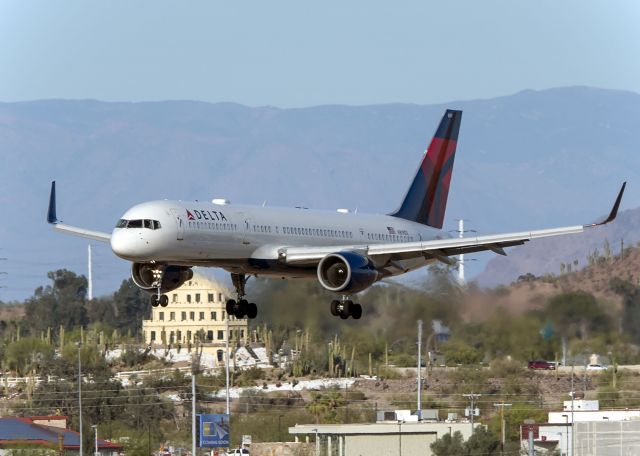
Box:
[240,212,252,245]
[170,209,185,240]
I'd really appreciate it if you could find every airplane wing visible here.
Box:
[47,181,111,243]
[282,182,626,266]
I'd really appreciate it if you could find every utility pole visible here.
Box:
[92,425,98,456]
[494,402,512,455]
[458,219,465,284]
[225,311,230,415]
[192,357,197,456]
[417,320,423,421]
[87,245,93,301]
[78,345,83,456]
[463,393,481,435]
[452,220,476,285]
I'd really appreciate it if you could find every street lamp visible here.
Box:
[77,343,83,456]
[398,420,404,456]
[91,425,98,456]
[561,414,569,456]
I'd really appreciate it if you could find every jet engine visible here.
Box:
[317,251,379,294]
[131,263,194,293]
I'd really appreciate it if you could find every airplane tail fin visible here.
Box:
[390,109,462,229]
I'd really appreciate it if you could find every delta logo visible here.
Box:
[186,209,228,222]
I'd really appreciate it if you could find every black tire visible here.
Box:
[339,312,349,320]
[246,302,258,319]
[226,299,236,315]
[330,300,340,316]
[344,300,354,317]
[150,295,160,307]
[351,303,362,320]
[159,295,169,307]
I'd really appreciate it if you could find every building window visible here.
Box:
[150,331,156,341]
[195,293,201,303]
[176,330,182,342]
[218,330,224,340]
[222,311,226,321]
[208,293,214,303]
[190,311,195,321]
[211,311,217,321]
[187,331,192,342]
[159,312,164,321]
[169,312,175,321]
[169,331,174,344]
[181,312,187,321]
[240,329,244,339]
[218,293,223,302]
[187,294,191,303]
[172,294,178,303]
[207,330,214,341]
[217,350,224,362]
[199,312,205,321]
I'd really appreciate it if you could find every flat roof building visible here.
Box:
[289,421,481,456]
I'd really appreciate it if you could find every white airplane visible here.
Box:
[47,110,625,320]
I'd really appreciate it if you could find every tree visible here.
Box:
[431,431,465,456]
[24,269,88,334]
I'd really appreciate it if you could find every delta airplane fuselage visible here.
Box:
[111,200,442,277]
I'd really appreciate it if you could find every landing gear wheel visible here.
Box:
[344,300,354,317]
[159,295,169,307]
[150,295,160,307]
[226,299,236,315]
[351,303,362,320]
[235,299,248,319]
[246,302,258,319]
[330,300,340,316]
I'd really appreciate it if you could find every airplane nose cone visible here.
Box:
[111,229,145,259]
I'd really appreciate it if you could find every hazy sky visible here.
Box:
[1,1,639,107]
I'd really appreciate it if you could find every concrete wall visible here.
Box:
[345,433,437,456]
[250,442,314,456]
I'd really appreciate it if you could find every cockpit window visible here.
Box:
[115,219,162,230]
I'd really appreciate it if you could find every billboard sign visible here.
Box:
[199,414,230,448]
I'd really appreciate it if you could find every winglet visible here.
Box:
[47,181,58,224]
[587,182,626,227]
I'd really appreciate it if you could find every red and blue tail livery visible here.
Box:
[390,109,462,229]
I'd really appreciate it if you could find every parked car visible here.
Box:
[228,449,250,455]
[528,360,556,370]
[586,364,608,371]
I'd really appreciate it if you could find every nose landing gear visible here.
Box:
[225,273,258,319]
[150,294,169,307]
[330,298,362,320]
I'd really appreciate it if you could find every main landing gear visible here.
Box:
[225,273,258,320]
[330,299,362,320]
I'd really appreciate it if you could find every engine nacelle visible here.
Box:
[131,263,194,294]
[317,251,379,294]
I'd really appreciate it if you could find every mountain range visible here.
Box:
[1,86,639,301]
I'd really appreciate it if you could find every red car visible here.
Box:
[528,360,556,370]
